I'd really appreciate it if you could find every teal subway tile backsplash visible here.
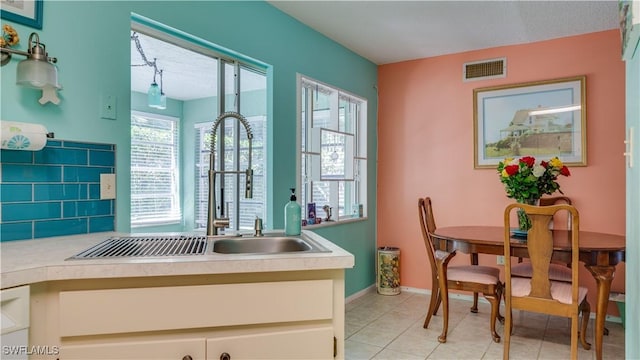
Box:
[2,164,62,182]
[2,202,61,221]
[89,184,101,199]
[62,141,113,150]
[90,216,116,233]
[34,218,88,238]
[89,150,115,166]
[0,184,32,202]
[0,150,32,163]
[34,184,87,201]
[34,147,88,165]
[63,166,108,183]
[0,140,115,241]
[1,222,33,241]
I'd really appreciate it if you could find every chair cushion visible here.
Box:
[511,277,588,304]
[448,265,501,285]
[511,262,573,282]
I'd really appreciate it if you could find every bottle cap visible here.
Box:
[289,188,296,201]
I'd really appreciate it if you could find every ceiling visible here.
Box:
[132,1,620,101]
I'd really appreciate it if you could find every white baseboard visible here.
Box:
[345,285,376,304]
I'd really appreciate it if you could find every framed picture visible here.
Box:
[620,0,640,60]
[473,76,586,169]
[1,0,43,29]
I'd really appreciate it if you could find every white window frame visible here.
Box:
[130,111,181,227]
[297,75,368,225]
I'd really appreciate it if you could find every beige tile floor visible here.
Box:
[345,290,625,360]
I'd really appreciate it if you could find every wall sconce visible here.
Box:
[1,32,61,105]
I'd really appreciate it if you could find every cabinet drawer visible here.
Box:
[206,326,334,360]
[61,338,205,359]
[59,280,333,337]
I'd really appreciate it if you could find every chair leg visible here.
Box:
[571,315,579,360]
[434,291,442,315]
[579,300,592,350]
[437,277,449,343]
[423,282,440,328]
[503,308,512,360]
[471,292,479,313]
[497,282,505,324]
[483,292,501,343]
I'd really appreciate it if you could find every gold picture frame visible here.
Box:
[473,76,586,169]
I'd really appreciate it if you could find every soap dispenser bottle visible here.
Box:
[284,188,301,236]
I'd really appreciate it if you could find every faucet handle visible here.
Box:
[254,216,263,237]
[213,217,230,229]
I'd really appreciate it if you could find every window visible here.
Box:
[131,20,268,231]
[131,112,180,226]
[194,65,267,231]
[299,76,367,223]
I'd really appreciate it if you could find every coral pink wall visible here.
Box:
[377,30,626,315]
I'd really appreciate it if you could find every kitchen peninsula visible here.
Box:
[0,231,354,359]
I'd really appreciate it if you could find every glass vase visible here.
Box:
[517,198,539,231]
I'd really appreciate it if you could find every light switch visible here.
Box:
[100,95,117,120]
[100,173,116,199]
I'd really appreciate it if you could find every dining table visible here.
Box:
[431,226,626,360]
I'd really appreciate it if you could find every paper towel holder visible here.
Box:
[0,32,61,105]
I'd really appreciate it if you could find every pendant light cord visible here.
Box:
[131,32,162,80]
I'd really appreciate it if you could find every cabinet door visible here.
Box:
[206,326,334,360]
[61,338,205,359]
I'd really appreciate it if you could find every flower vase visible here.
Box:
[516,198,539,237]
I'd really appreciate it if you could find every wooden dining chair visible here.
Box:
[511,196,573,283]
[503,203,591,360]
[419,197,503,343]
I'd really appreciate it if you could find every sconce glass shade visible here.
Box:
[148,82,161,107]
[16,57,59,89]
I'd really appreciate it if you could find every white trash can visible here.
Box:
[377,247,400,295]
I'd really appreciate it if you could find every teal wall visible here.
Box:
[0,1,378,297]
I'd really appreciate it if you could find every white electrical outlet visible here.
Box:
[496,255,505,265]
[100,173,116,199]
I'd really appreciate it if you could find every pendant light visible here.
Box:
[131,32,168,109]
[150,69,167,110]
[147,58,162,107]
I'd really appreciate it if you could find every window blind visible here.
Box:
[131,112,181,226]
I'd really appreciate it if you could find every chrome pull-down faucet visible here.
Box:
[206,111,254,236]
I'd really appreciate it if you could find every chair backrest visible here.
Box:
[418,197,438,275]
[538,196,572,206]
[503,203,580,304]
[540,196,572,229]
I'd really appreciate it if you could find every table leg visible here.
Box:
[585,265,615,360]
[470,253,479,313]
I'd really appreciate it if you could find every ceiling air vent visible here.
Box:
[463,58,506,82]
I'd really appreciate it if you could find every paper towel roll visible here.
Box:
[1,121,49,151]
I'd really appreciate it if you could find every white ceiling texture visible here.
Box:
[131,1,620,101]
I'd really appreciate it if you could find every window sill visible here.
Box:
[303,216,368,230]
[131,219,182,228]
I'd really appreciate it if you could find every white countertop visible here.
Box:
[0,230,355,289]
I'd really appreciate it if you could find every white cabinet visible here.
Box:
[30,271,345,359]
[206,326,334,360]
